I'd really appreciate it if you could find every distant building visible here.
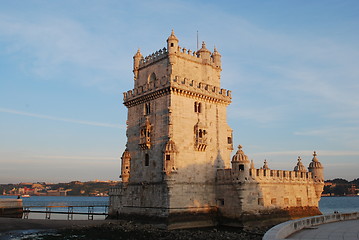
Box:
[109,31,324,228]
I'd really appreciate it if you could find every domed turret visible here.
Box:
[231,145,251,181]
[167,29,179,54]
[308,151,324,198]
[232,145,250,164]
[294,156,307,172]
[308,151,324,181]
[196,41,211,63]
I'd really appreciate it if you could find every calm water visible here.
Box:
[0,195,109,220]
[1,195,358,218]
[319,196,359,214]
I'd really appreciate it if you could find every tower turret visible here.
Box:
[120,149,131,183]
[196,42,211,63]
[133,49,142,80]
[166,29,179,54]
[231,145,250,181]
[308,151,324,198]
[212,46,222,69]
[294,156,307,172]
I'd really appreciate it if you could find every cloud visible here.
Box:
[0,107,124,129]
[35,155,120,161]
[294,127,359,137]
[0,13,128,91]
[251,150,359,157]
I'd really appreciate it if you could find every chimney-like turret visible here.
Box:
[120,149,131,183]
[212,46,222,69]
[133,49,142,80]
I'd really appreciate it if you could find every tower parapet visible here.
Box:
[123,75,231,108]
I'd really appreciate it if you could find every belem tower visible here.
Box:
[109,31,324,229]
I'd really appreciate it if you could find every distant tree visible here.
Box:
[332,184,348,196]
[330,178,349,184]
[350,178,359,185]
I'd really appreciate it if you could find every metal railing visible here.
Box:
[23,205,108,220]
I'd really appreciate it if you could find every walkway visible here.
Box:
[287,219,359,240]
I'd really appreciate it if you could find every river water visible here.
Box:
[1,195,359,219]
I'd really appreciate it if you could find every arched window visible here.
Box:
[148,72,156,83]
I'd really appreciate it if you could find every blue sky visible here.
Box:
[0,0,358,183]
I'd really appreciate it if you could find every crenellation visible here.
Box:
[139,47,168,69]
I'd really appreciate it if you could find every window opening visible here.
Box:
[145,103,151,115]
[194,102,202,113]
[145,154,149,166]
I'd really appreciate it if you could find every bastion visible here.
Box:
[109,31,324,229]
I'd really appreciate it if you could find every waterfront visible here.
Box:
[319,196,359,214]
[0,196,109,220]
[1,195,359,218]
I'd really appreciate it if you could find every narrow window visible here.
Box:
[199,129,203,138]
[166,155,171,161]
[227,137,232,144]
[145,154,149,166]
[145,103,151,115]
[194,102,202,113]
[239,164,244,171]
[171,43,174,47]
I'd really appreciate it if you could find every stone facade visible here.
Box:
[109,31,324,229]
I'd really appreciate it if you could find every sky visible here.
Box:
[0,0,358,183]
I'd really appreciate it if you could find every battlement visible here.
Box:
[123,75,231,105]
[137,44,221,70]
[139,47,168,69]
[216,168,314,184]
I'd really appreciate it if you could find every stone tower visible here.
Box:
[109,31,324,228]
[110,31,233,228]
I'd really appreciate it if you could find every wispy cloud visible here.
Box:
[252,150,359,157]
[35,155,119,161]
[294,127,359,137]
[0,107,124,129]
